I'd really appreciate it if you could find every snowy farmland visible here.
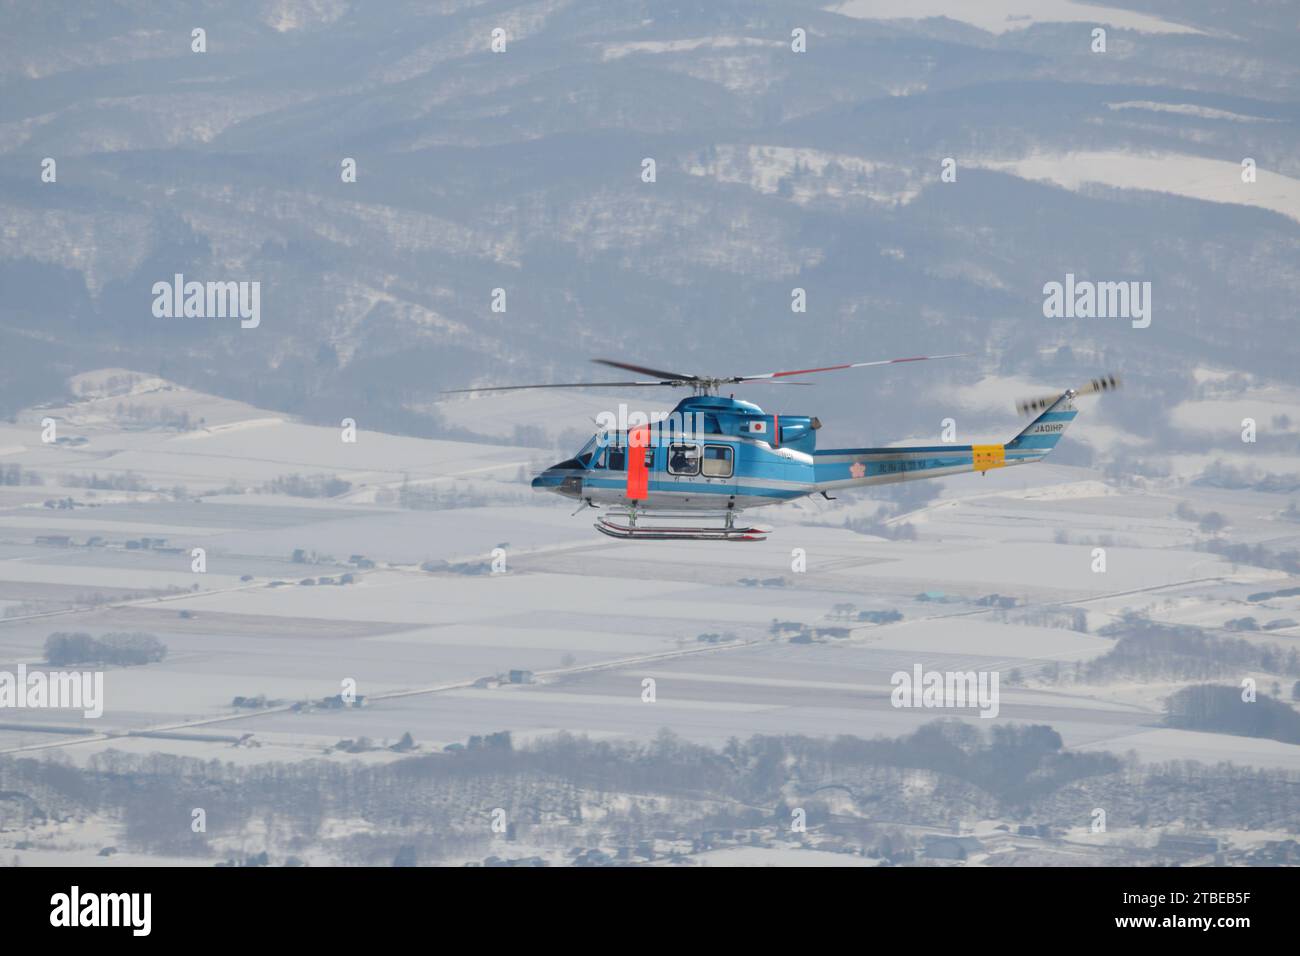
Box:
[1,374,1298,866]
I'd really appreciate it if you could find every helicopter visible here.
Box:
[448,357,1120,541]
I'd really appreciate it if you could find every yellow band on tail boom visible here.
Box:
[972,444,1005,472]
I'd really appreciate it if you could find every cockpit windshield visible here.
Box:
[574,433,601,468]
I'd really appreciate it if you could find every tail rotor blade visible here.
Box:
[1077,373,1122,397]
[1016,393,1061,416]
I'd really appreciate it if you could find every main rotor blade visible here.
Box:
[443,380,675,394]
[592,358,701,382]
[446,352,966,395]
[733,352,970,383]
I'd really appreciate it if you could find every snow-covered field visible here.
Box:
[1,372,1297,862]
[974,151,1300,226]
[830,0,1203,36]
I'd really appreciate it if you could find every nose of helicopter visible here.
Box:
[532,459,584,499]
[530,465,563,491]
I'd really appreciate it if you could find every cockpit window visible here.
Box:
[572,434,605,469]
[668,443,700,476]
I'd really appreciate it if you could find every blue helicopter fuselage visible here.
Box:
[531,393,1080,513]
[531,396,808,511]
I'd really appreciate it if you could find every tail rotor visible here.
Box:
[1016,373,1121,416]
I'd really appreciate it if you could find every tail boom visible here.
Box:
[812,392,1079,492]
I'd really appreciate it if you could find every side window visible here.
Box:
[667,443,700,476]
[607,446,626,471]
[702,445,733,478]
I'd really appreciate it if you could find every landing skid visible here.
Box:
[595,511,770,542]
